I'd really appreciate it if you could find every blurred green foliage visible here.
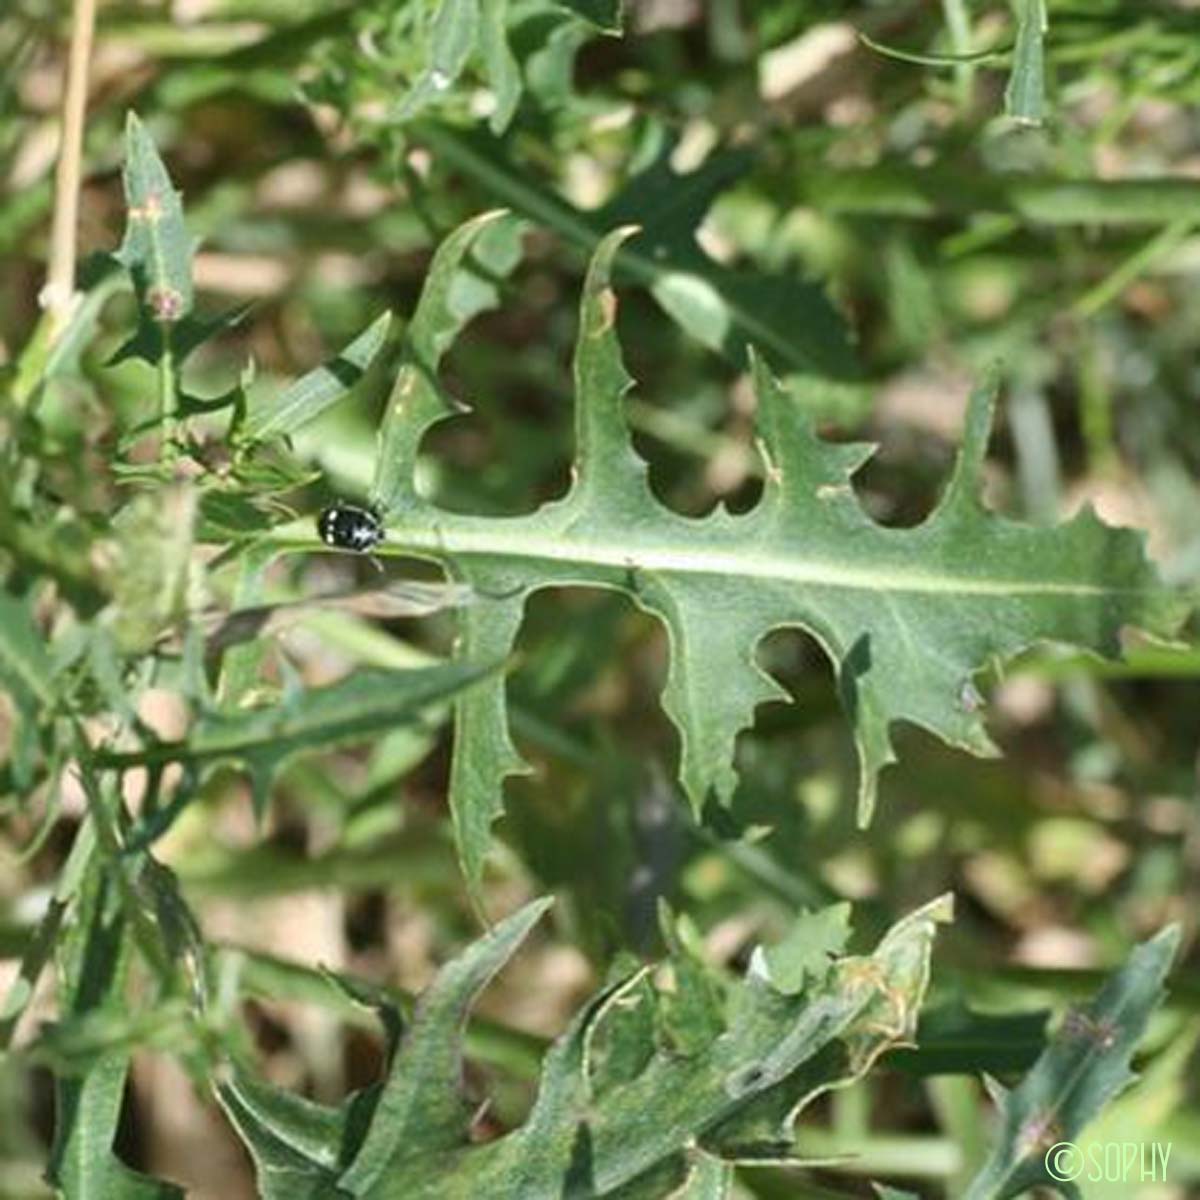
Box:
[1,1,1199,1197]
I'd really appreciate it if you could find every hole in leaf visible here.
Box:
[344,892,387,953]
[848,432,949,529]
[754,626,840,728]
[728,626,853,836]
[631,376,757,518]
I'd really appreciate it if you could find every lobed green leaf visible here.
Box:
[114,113,193,325]
[226,894,950,1199]
[389,0,621,133]
[284,215,1188,894]
[755,902,852,996]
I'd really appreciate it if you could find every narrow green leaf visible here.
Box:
[1072,217,1195,318]
[31,998,193,1072]
[964,924,1181,1200]
[411,123,859,379]
[558,0,622,34]
[218,944,547,1078]
[396,0,480,123]
[180,663,485,764]
[797,166,1200,225]
[888,995,1048,1076]
[858,29,1010,68]
[1004,0,1048,124]
[216,1067,363,1198]
[428,0,480,80]
[0,588,54,786]
[114,113,193,323]
[93,661,496,822]
[0,898,65,1050]
[0,589,54,707]
[480,0,520,133]
[241,311,392,442]
[12,257,124,405]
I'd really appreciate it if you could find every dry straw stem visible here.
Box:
[41,0,98,340]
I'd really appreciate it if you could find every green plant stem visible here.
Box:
[159,329,177,459]
[1072,217,1195,316]
[1075,327,1116,475]
[790,1130,961,1177]
[928,1075,989,1195]
[858,30,1010,69]
[797,166,1200,225]
[941,0,976,110]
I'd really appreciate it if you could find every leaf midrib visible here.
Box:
[310,522,1147,599]
[261,517,1156,599]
